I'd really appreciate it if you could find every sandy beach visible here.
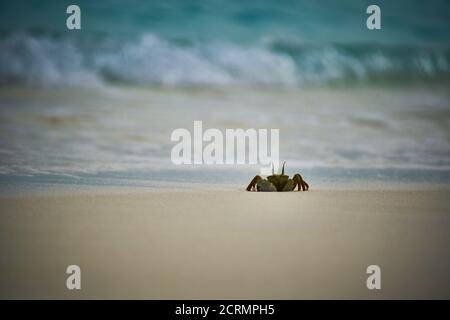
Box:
[1,188,449,299]
[1,0,450,305]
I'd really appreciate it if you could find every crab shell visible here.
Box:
[257,175,296,192]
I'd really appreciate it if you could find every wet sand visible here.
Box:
[0,189,449,299]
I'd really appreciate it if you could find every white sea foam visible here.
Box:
[0,33,99,86]
[0,85,449,182]
[0,33,449,87]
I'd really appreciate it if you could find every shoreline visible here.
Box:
[1,180,450,198]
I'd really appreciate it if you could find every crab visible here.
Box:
[246,162,309,192]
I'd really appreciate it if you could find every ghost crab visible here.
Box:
[246,162,309,192]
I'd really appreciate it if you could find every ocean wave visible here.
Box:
[0,32,449,87]
[0,33,99,86]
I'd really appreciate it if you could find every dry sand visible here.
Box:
[0,189,449,299]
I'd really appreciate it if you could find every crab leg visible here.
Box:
[293,173,309,191]
[246,175,262,191]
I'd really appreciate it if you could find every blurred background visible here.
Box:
[0,0,449,191]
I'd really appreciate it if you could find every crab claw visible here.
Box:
[246,175,262,191]
[256,180,277,192]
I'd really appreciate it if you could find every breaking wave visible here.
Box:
[0,32,449,87]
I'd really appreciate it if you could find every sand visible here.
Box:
[0,189,449,299]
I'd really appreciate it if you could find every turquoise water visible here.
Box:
[0,0,449,86]
[2,0,449,44]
